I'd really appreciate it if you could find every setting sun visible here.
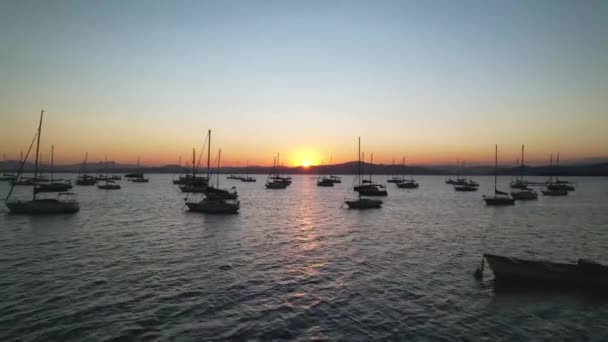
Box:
[301,160,311,167]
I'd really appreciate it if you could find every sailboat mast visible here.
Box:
[549,153,553,183]
[494,145,498,193]
[520,144,524,182]
[207,130,211,181]
[369,153,373,182]
[403,156,406,179]
[217,149,221,187]
[50,145,54,183]
[358,137,361,186]
[556,152,560,182]
[32,110,44,200]
[84,152,88,175]
[192,148,196,179]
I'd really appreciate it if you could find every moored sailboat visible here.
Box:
[483,145,515,205]
[36,145,72,193]
[5,110,79,214]
[345,137,383,209]
[510,145,538,200]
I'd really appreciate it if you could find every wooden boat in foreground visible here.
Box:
[482,253,608,289]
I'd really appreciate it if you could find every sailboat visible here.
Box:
[396,156,419,189]
[387,159,404,183]
[185,144,239,214]
[454,161,479,191]
[240,160,256,182]
[130,157,149,182]
[5,110,79,214]
[76,152,97,185]
[98,157,121,190]
[36,145,73,192]
[316,160,334,187]
[203,148,238,200]
[510,145,538,200]
[483,145,515,205]
[545,152,575,192]
[327,156,341,183]
[265,155,287,189]
[267,153,292,186]
[345,137,382,208]
[354,151,387,196]
[179,147,209,192]
[108,162,122,180]
[542,153,568,196]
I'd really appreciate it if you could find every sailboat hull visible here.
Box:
[186,200,239,214]
[344,198,382,209]
[6,199,79,214]
[483,196,515,205]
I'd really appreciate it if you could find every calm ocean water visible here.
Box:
[1,174,607,341]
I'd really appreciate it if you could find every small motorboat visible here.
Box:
[329,175,341,183]
[97,179,121,190]
[241,176,256,182]
[454,184,478,192]
[542,188,568,196]
[265,180,287,189]
[480,253,608,289]
[76,175,97,186]
[130,176,149,183]
[387,176,404,183]
[397,180,419,189]
[317,177,334,187]
[186,198,239,214]
[344,197,382,209]
[511,188,538,200]
[547,183,575,192]
[355,184,388,196]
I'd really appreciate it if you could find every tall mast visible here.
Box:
[369,153,373,182]
[357,137,361,186]
[494,144,498,194]
[556,152,560,182]
[32,110,44,200]
[50,145,54,183]
[277,152,280,177]
[217,149,221,187]
[246,160,249,177]
[520,144,524,182]
[84,152,89,175]
[207,130,211,181]
[192,148,196,179]
[137,156,140,173]
[403,156,406,179]
[549,153,553,183]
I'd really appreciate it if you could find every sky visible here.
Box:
[1,0,607,167]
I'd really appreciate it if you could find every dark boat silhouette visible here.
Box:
[483,145,515,205]
[482,253,608,289]
[345,137,383,208]
[5,110,79,214]
[510,145,538,200]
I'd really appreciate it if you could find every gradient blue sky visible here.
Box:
[1,0,606,166]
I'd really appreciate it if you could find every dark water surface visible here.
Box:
[1,175,607,341]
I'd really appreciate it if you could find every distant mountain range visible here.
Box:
[2,160,608,176]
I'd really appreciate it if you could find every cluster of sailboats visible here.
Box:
[2,111,579,215]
